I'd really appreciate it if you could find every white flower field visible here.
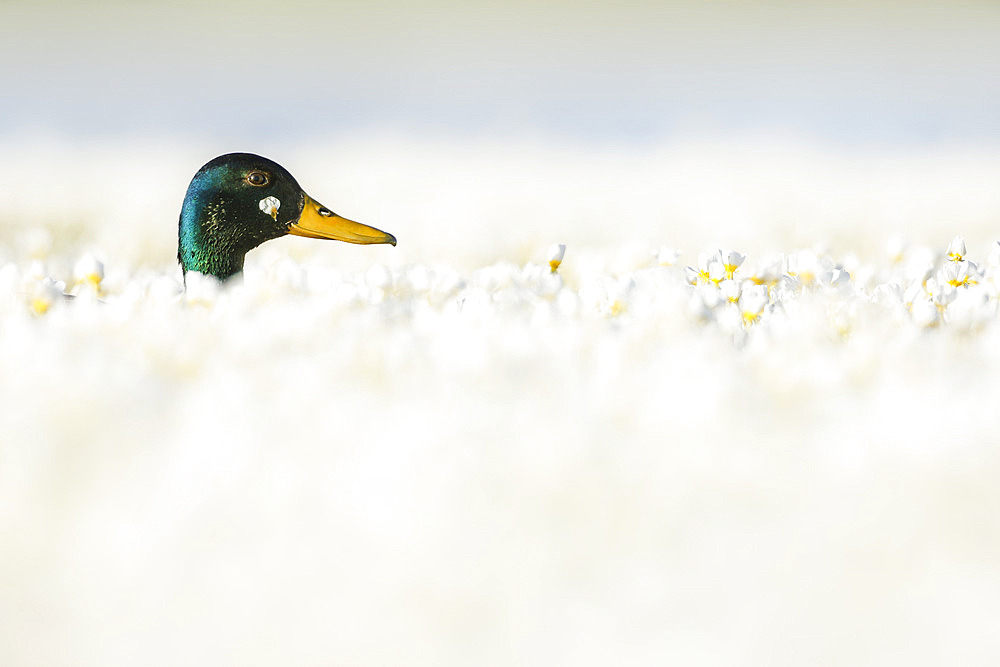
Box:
[2,138,1000,664]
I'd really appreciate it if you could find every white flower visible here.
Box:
[27,277,64,315]
[785,250,820,285]
[72,253,104,294]
[933,288,957,309]
[547,243,566,272]
[909,278,958,326]
[683,266,697,286]
[685,252,725,286]
[747,254,785,287]
[739,284,769,326]
[946,235,966,262]
[939,261,979,289]
[718,249,746,280]
[821,265,851,288]
[772,274,800,303]
[259,196,281,221]
[719,279,741,304]
[926,277,957,310]
[902,279,927,308]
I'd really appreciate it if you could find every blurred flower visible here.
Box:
[871,283,903,306]
[183,271,222,306]
[946,286,993,330]
[739,284,769,326]
[886,236,907,264]
[719,279,741,305]
[785,250,819,285]
[772,274,800,303]
[27,277,64,315]
[72,253,105,295]
[926,277,957,314]
[910,296,939,327]
[688,286,718,322]
[657,246,681,266]
[988,241,1000,268]
[745,254,785,287]
[820,265,851,289]
[903,279,926,309]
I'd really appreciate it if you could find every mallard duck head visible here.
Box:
[178,153,396,281]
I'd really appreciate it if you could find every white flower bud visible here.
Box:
[547,243,566,272]
[259,196,281,221]
[718,249,746,272]
[946,235,966,262]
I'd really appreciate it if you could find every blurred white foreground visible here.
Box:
[2,137,1000,665]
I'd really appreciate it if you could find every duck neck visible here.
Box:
[178,197,247,282]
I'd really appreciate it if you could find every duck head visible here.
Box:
[178,153,396,281]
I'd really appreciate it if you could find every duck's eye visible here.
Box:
[246,171,269,187]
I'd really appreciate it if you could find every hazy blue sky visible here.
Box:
[3,0,1000,145]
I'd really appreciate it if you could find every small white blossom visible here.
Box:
[747,254,785,287]
[926,277,957,310]
[939,261,979,289]
[946,235,966,262]
[821,265,851,289]
[547,243,566,272]
[685,252,725,286]
[259,196,281,221]
[72,253,104,295]
[718,249,746,280]
[719,279,741,304]
[27,277,64,315]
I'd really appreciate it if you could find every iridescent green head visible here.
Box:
[178,153,396,281]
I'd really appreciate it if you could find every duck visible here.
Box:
[178,153,396,282]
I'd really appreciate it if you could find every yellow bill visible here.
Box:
[289,194,396,246]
